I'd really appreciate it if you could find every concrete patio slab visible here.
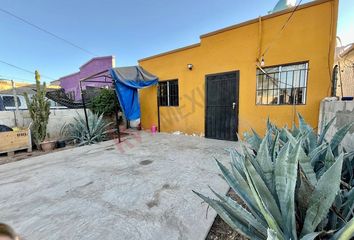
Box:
[0,132,237,240]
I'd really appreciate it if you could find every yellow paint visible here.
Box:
[0,80,60,91]
[0,80,29,91]
[139,0,338,136]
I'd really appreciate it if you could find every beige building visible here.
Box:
[335,43,354,97]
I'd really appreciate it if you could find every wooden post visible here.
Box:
[338,62,344,98]
[79,81,91,138]
[28,128,32,153]
[11,80,20,127]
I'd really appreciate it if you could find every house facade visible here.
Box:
[335,43,354,97]
[58,56,115,101]
[138,0,338,140]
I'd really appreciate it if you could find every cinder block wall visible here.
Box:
[0,111,15,127]
[0,109,89,139]
[318,100,354,151]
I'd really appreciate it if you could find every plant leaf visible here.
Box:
[283,128,297,147]
[244,157,285,239]
[318,117,336,144]
[297,142,318,186]
[215,159,262,221]
[300,232,322,240]
[331,217,354,240]
[330,122,354,154]
[274,142,298,240]
[193,191,264,240]
[267,228,278,240]
[209,187,268,237]
[343,188,354,221]
[255,134,275,195]
[245,129,262,151]
[301,154,344,236]
[309,143,327,167]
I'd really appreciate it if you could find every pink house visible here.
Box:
[59,56,115,100]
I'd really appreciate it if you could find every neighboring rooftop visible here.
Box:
[0,80,30,91]
[57,55,115,82]
[338,43,354,57]
[79,55,116,70]
[0,83,60,95]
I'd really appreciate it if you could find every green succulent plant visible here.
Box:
[24,70,50,149]
[194,114,354,240]
[61,112,112,146]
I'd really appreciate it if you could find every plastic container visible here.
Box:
[151,124,157,133]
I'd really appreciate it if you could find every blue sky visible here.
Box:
[0,0,353,83]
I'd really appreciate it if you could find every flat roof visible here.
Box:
[139,0,333,62]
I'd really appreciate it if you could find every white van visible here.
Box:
[0,94,66,111]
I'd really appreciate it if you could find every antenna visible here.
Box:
[271,0,297,13]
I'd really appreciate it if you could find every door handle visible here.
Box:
[232,102,236,109]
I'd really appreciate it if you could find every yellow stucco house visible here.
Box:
[139,0,338,141]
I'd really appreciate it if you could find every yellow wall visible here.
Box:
[139,0,338,137]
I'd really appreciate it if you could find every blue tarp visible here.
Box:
[110,66,158,121]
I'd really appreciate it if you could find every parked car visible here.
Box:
[0,94,66,111]
[0,96,4,111]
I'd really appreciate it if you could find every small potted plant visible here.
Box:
[40,133,56,152]
[56,124,67,149]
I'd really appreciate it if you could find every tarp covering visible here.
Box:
[110,66,158,120]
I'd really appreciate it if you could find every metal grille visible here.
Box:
[205,71,238,141]
[158,80,179,106]
[256,62,309,105]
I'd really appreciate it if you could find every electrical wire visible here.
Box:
[262,0,303,57]
[0,59,55,80]
[0,7,97,56]
[327,0,335,96]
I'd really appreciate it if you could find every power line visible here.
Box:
[0,59,55,80]
[262,0,303,56]
[0,7,98,56]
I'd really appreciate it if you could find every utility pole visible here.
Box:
[11,80,20,127]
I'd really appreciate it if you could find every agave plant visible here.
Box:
[247,115,354,233]
[61,112,112,146]
[194,114,354,239]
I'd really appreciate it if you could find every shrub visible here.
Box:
[194,114,354,239]
[61,112,112,146]
[89,88,120,116]
[24,71,50,149]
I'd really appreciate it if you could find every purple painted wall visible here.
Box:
[59,56,115,100]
